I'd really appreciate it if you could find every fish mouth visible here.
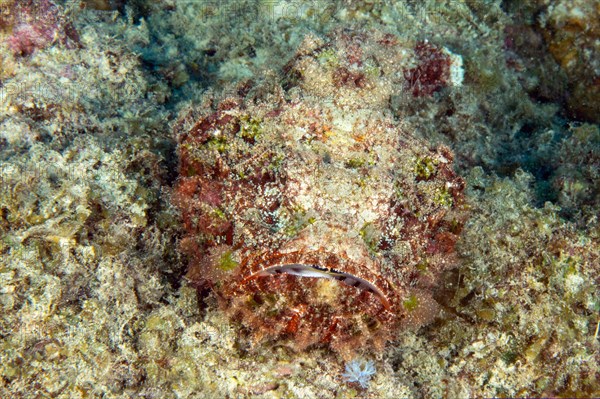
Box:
[244,263,392,312]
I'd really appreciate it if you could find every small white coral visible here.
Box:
[342,359,376,389]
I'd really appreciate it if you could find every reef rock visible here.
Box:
[174,30,467,355]
[541,0,600,123]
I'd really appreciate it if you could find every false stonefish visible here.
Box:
[174,31,467,355]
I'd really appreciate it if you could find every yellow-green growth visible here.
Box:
[283,207,316,237]
[218,251,238,271]
[433,187,453,207]
[364,63,380,79]
[415,260,428,271]
[206,135,228,153]
[267,154,285,172]
[345,157,366,169]
[211,208,227,220]
[477,308,497,322]
[316,48,339,68]
[359,222,379,255]
[239,116,263,140]
[403,294,419,312]
[415,157,436,180]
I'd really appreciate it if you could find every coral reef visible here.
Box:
[549,123,600,223]
[498,0,600,107]
[0,0,80,57]
[426,168,600,398]
[174,30,468,356]
[0,0,598,398]
[0,0,171,154]
[539,0,600,123]
[0,137,179,397]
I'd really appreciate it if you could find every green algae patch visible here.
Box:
[282,207,317,238]
[433,187,453,207]
[218,250,239,271]
[239,116,264,141]
[206,136,229,153]
[359,222,380,255]
[415,260,429,272]
[345,157,366,169]
[415,157,437,180]
[316,48,339,68]
[403,294,419,312]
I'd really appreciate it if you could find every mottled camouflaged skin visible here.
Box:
[174,30,467,355]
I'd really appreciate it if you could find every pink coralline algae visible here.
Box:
[403,41,453,97]
[4,0,80,56]
[174,30,468,355]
